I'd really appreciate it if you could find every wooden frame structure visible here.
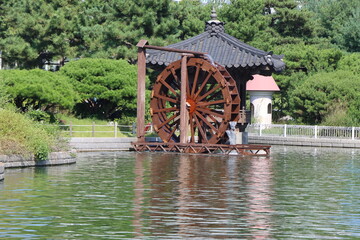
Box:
[134,40,271,156]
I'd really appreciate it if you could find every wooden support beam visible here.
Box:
[180,54,191,144]
[136,40,148,142]
[143,45,206,56]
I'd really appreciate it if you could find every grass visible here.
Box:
[57,114,135,137]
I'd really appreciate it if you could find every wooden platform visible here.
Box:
[131,142,270,156]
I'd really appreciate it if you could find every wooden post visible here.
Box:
[70,121,73,137]
[136,40,148,142]
[180,54,190,144]
[114,122,118,138]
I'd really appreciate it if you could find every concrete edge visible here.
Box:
[0,151,77,181]
[0,162,4,181]
[248,135,360,148]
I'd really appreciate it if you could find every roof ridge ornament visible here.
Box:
[210,7,218,21]
[205,7,225,36]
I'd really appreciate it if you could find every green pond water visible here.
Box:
[1,146,360,239]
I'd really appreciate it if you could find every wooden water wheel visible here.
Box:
[150,57,240,144]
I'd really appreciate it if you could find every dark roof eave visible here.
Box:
[145,32,286,73]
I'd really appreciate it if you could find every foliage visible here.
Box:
[0,0,81,68]
[172,0,211,40]
[337,53,360,74]
[0,108,63,160]
[0,69,77,113]
[0,0,359,127]
[59,58,147,119]
[302,0,360,52]
[290,70,360,125]
[270,43,343,119]
[264,0,317,40]
[220,0,269,43]
[26,109,55,123]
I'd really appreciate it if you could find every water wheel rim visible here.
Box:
[150,58,240,144]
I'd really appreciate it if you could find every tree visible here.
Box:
[59,58,145,119]
[270,43,343,120]
[264,0,316,40]
[290,70,360,125]
[0,69,77,112]
[172,0,210,40]
[303,0,360,52]
[340,7,360,52]
[0,0,81,68]
[219,0,269,43]
[337,53,360,74]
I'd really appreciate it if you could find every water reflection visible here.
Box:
[133,153,274,239]
[1,147,360,239]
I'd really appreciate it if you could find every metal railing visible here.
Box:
[57,122,360,140]
[247,124,360,140]
[58,122,140,137]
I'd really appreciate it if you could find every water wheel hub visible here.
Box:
[186,98,197,114]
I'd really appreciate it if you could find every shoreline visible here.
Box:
[0,151,76,181]
[69,136,360,152]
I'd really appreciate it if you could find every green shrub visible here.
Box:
[26,109,51,123]
[0,109,62,160]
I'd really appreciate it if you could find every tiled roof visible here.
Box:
[146,11,285,72]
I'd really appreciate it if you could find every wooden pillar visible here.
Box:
[136,40,148,142]
[180,54,189,144]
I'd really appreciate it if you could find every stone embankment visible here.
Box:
[69,136,360,152]
[0,162,4,181]
[0,152,76,181]
[69,137,136,152]
[248,135,360,148]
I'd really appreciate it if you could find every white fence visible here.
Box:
[247,124,360,140]
[58,122,153,137]
[58,122,360,140]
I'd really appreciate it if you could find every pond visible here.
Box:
[1,146,360,239]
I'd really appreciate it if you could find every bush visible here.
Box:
[0,69,77,113]
[0,109,63,160]
[290,70,360,125]
[59,58,149,120]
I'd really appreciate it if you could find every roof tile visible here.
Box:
[146,17,285,72]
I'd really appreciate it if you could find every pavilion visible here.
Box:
[146,9,285,119]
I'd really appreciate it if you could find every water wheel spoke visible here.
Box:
[204,89,223,101]
[191,64,201,97]
[196,107,225,119]
[196,85,222,102]
[153,93,178,104]
[194,111,220,135]
[170,68,179,82]
[153,107,178,113]
[169,117,180,127]
[158,112,180,129]
[197,99,226,107]
[207,114,221,126]
[194,114,208,143]
[189,114,196,143]
[194,72,212,99]
[186,74,191,97]
[166,125,178,142]
[160,78,179,97]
